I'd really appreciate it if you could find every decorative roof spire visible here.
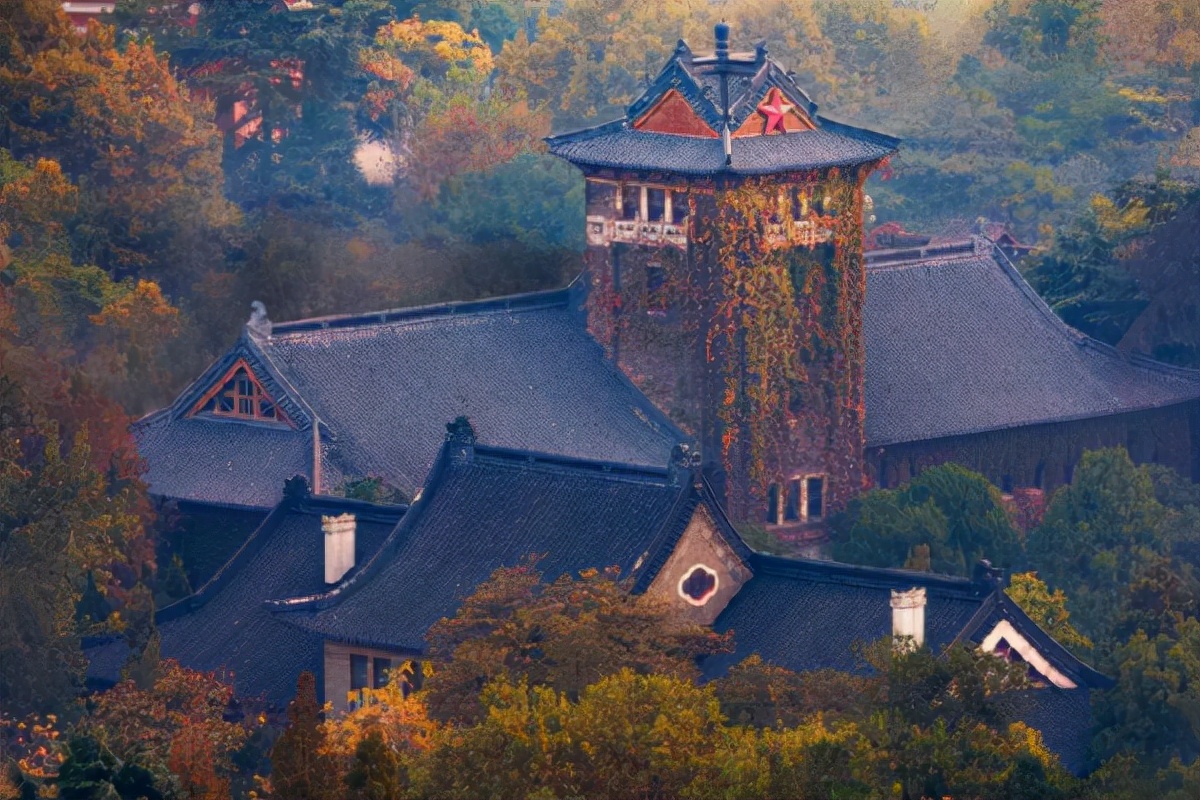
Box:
[714,21,730,62]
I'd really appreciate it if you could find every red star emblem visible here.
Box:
[756,88,794,135]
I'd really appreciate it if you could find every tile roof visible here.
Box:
[702,554,988,678]
[274,435,750,652]
[702,553,1109,775]
[546,117,899,177]
[135,285,683,509]
[87,490,404,705]
[863,240,1200,447]
[546,38,899,176]
[135,241,1200,509]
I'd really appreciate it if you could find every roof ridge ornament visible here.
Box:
[247,300,272,340]
[446,415,477,464]
[714,20,730,62]
[668,442,702,487]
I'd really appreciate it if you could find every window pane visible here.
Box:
[350,654,368,691]
[647,188,665,221]
[766,484,780,524]
[806,477,824,519]
[784,480,800,521]
[621,185,640,220]
[670,191,688,225]
[373,657,392,689]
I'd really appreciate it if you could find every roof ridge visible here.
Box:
[265,438,457,614]
[471,443,674,483]
[989,243,1200,386]
[749,552,985,596]
[268,286,573,337]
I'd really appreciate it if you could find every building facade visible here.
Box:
[548,26,899,529]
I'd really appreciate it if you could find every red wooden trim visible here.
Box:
[632,89,719,138]
[188,358,294,427]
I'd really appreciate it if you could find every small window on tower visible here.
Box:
[784,479,801,522]
[766,483,781,525]
[621,184,640,220]
[350,654,369,691]
[647,188,666,222]
[670,191,688,225]
[805,476,824,520]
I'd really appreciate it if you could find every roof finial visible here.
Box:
[755,39,768,63]
[714,20,730,61]
[247,300,272,339]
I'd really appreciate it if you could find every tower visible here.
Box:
[548,25,898,530]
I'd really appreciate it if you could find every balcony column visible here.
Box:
[640,186,649,222]
[664,191,673,224]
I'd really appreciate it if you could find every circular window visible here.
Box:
[678,565,719,606]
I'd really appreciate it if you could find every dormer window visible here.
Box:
[190,360,290,425]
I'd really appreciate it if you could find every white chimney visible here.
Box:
[890,587,927,649]
[323,513,356,584]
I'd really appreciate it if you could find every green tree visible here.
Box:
[55,735,162,800]
[344,728,402,800]
[1005,572,1093,652]
[1026,447,1168,639]
[1092,618,1200,769]
[832,464,1020,576]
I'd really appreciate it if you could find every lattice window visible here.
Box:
[678,565,719,606]
[190,360,290,424]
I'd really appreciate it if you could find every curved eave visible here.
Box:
[547,117,899,178]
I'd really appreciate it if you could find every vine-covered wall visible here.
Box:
[582,163,878,526]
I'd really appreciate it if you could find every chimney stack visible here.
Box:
[890,587,926,648]
[323,513,356,584]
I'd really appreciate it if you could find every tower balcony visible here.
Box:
[586,215,689,250]
[764,219,834,249]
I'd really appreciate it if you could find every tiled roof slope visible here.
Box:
[275,435,750,652]
[546,38,898,175]
[863,240,1200,447]
[133,415,316,509]
[88,490,404,705]
[135,286,682,509]
[703,553,1110,775]
[702,554,987,678]
[547,117,898,177]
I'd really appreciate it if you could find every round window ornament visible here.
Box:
[678,565,719,606]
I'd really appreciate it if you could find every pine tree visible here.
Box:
[270,672,336,800]
[344,728,402,800]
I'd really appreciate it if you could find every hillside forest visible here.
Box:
[1,0,1199,798]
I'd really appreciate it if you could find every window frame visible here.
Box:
[188,359,292,426]
[766,474,827,524]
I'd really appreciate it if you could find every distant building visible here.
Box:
[61,1,115,33]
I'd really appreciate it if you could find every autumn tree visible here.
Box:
[421,561,732,723]
[80,660,251,797]
[0,0,235,294]
[270,672,337,800]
